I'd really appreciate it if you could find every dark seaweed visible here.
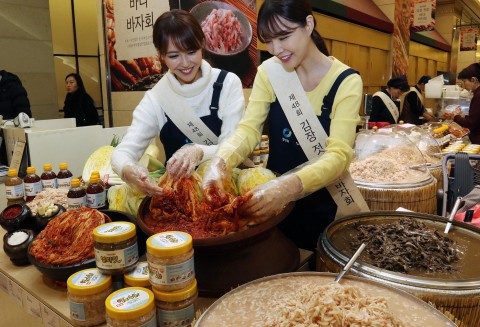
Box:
[351,218,460,273]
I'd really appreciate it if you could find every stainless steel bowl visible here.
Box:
[190,1,252,56]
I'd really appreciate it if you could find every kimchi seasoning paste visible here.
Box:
[93,222,139,275]
[146,231,195,292]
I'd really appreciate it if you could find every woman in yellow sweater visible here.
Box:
[202,0,365,250]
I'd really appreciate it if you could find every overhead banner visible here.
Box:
[105,0,169,91]
[410,0,436,32]
[460,27,478,52]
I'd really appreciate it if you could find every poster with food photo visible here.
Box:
[170,0,259,88]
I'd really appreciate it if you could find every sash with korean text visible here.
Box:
[263,59,369,217]
[373,91,400,122]
[150,76,218,146]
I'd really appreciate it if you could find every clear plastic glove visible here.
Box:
[240,174,304,224]
[167,144,203,179]
[201,157,230,207]
[122,164,162,196]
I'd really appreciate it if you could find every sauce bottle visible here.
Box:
[57,162,73,188]
[41,164,57,189]
[5,169,25,206]
[24,166,43,202]
[86,173,106,209]
[67,178,86,210]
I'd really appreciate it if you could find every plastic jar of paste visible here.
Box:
[124,261,151,289]
[146,231,195,291]
[93,221,139,275]
[153,278,198,327]
[67,268,113,327]
[105,287,156,327]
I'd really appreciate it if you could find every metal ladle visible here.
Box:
[334,243,366,283]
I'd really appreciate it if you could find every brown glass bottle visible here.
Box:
[24,166,43,202]
[67,178,86,210]
[86,174,106,209]
[41,164,57,189]
[57,162,73,188]
[5,169,25,206]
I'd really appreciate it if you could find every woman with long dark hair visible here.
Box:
[63,73,99,126]
[201,0,367,250]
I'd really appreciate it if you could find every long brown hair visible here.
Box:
[257,0,329,56]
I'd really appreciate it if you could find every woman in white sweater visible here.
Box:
[111,9,245,195]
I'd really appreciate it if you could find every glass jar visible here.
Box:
[67,268,113,327]
[93,222,139,275]
[153,278,198,327]
[124,261,151,289]
[146,231,195,291]
[105,287,156,327]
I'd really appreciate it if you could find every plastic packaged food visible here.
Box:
[124,261,151,289]
[67,178,87,210]
[67,268,113,327]
[153,278,198,327]
[146,231,195,291]
[105,287,156,327]
[24,166,42,202]
[5,169,25,206]
[93,221,139,275]
[57,162,73,188]
[41,164,58,189]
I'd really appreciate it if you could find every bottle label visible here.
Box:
[24,181,43,196]
[5,184,25,199]
[157,304,195,327]
[95,243,138,270]
[42,179,57,189]
[148,257,195,286]
[87,192,106,208]
[57,177,72,189]
[69,301,86,321]
[68,196,87,210]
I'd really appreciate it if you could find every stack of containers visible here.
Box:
[146,231,198,327]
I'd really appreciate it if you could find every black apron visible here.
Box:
[159,70,227,162]
[266,68,357,250]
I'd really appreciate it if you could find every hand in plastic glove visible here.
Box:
[240,174,304,225]
[167,144,203,179]
[201,157,230,207]
[122,164,162,196]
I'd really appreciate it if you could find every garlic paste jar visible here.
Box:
[93,222,139,275]
[124,261,151,289]
[153,278,198,327]
[146,231,195,291]
[67,268,113,327]
[105,287,156,327]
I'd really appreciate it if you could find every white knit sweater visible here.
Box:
[111,60,245,178]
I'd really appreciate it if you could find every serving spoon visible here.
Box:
[334,243,366,283]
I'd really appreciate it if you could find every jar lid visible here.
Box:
[26,166,36,174]
[43,164,52,171]
[67,268,112,296]
[93,222,136,243]
[124,262,150,288]
[146,231,192,257]
[152,278,197,302]
[105,287,155,320]
[59,162,68,170]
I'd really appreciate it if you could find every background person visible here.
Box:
[369,76,409,125]
[111,9,245,195]
[451,63,480,144]
[63,73,99,127]
[0,69,31,120]
[399,75,436,124]
[201,0,364,251]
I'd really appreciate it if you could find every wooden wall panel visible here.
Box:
[346,44,369,79]
[368,48,389,87]
[331,41,347,62]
